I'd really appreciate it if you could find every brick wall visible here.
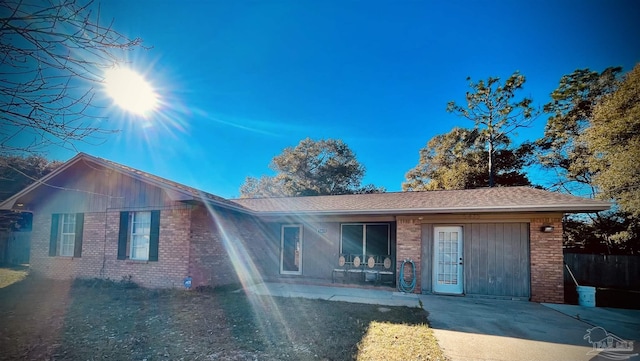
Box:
[529,216,564,303]
[396,217,422,293]
[30,206,192,288]
[30,211,83,280]
[188,205,270,288]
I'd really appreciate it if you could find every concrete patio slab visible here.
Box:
[244,282,421,307]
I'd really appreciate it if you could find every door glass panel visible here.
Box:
[282,226,300,272]
[435,228,461,289]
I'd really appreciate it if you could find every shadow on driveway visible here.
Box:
[419,294,640,361]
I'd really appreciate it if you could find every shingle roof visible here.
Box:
[231,187,610,215]
[0,153,610,216]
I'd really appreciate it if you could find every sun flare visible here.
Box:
[104,67,158,115]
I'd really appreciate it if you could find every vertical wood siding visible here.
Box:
[464,223,529,298]
[420,223,433,293]
[26,161,173,214]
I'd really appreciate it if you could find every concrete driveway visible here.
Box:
[421,295,640,361]
[246,283,640,361]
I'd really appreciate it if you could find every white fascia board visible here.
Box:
[251,203,611,217]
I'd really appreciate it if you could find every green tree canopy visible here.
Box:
[564,213,640,255]
[0,155,61,202]
[586,64,640,216]
[0,155,61,230]
[447,71,538,186]
[239,138,384,198]
[534,66,639,254]
[403,127,532,191]
[536,67,623,194]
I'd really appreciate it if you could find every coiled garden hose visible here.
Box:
[398,259,416,293]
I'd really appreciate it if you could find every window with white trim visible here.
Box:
[117,210,160,262]
[58,213,76,256]
[49,213,84,258]
[130,211,151,261]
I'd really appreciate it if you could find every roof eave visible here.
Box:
[0,152,88,210]
[251,203,611,217]
[189,198,256,215]
[0,200,16,210]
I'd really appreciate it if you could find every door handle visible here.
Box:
[459,257,463,265]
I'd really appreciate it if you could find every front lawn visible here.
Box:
[0,273,446,360]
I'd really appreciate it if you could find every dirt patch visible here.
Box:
[0,276,446,360]
[0,276,73,360]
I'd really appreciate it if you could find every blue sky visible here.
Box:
[47,0,640,198]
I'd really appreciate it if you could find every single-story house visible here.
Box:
[0,153,610,303]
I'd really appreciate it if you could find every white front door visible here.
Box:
[433,226,463,294]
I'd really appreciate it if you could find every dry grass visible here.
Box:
[357,321,447,361]
[0,274,447,361]
[0,265,28,288]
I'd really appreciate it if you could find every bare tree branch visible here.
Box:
[0,0,145,155]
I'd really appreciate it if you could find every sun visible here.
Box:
[104,67,159,115]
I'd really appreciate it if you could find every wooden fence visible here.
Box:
[0,231,7,263]
[0,231,30,265]
[563,253,640,290]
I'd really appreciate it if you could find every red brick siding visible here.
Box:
[529,217,564,303]
[188,205,270,288]
[188,205,234,287]
[30,211,82,280]
[30,206,191,288]
[396,217,422,293]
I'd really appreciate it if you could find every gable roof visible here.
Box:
[232,187,610,216]
[0,153,610,216]
[0,153,249,213]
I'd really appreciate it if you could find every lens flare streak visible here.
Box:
[202,199,300,348]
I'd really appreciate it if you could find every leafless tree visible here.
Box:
[1,0,144,154]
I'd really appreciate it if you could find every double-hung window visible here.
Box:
[117,210,160,262]
[49,213,84,257]
[59,214,76,256]
[130,211,151,260]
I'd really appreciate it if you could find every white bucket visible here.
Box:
[577,285,596,307]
